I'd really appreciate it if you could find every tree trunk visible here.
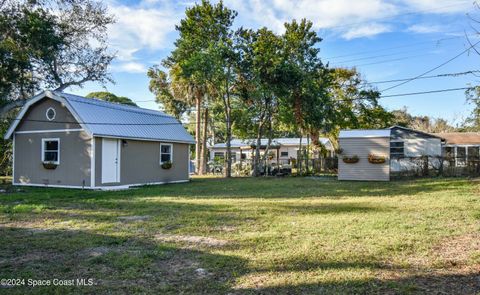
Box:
[260,120,273,177]
[253,135,262,177]
[224,96,232,178]
[298,134,303,175]
[200,107,208,175]
[223,67,233,178]
[306,134,310,175]
[194,94,202,174]
[252,114,265,177]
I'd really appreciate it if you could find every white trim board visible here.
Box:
[12,133,15,183]
[13,182,90,189]
[13,179,190,190]
[15,128,83,134]
[97,179,190,190]
[90,137,96,188]
[96,134,194,145]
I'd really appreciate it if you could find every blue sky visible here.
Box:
[71,0,480,125]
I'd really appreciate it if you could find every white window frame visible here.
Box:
[46,107,56,121]
[41,138,60,164]
[160,143,173,164]
[280,151,289,157]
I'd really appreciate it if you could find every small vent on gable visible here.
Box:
[46,107,56,121]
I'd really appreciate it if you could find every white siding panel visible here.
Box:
[338,137,390,181]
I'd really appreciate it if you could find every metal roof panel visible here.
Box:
[57,92,194,143]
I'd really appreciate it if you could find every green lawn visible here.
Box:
[0,177,479,294]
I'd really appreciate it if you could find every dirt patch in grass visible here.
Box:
[82,246,113,257]
[375,233,480,294]
[216,225,237,232]
[0,251,65,267]
[155,234,229,248]
[118,215,152,222]
[432,233,480,267]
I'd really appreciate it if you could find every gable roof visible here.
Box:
[4,90,194,144]
[339,126,444,140]
[432,132,480,145]
[390,125,444,140]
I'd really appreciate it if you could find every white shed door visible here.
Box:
[102,138,120,183]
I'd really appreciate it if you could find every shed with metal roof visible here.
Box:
[5,90,193,189]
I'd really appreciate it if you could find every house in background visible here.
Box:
[4,90,194,189]
[338,126,443,181]
[208,137,335,164]
[433,132,480,166]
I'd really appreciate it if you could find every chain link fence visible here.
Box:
[390,156,480,179]
[207,157,338,176]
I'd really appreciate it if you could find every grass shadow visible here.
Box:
[0,226,247,294]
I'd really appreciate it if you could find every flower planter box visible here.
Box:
[161,161,172,169]
[42,162,58,170]
[368,155,386,164]
[342,156,359,164]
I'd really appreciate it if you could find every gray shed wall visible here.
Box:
[17,98,81,131]
[94,138,190,186]
[14,131,92,187]
[338,137,390,181]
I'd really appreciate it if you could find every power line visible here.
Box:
[331,48,428,64]
[380,40,480,92]
[328,33,480,65]
[343,53,431,67]
[324,34,472,60]
[368,70,480,84]
[380,87,473,98]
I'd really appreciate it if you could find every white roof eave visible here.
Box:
[339,129,391,139]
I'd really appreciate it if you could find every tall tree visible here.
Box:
[234,27,282,176]
[208,24,238,177]
[0,0,114,116]
[162,0,236,176]
[86,92,137,107]
[147,66,191,119]
[277,19,329,173]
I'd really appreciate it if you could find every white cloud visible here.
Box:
[112,62,148,73]
[107,1,180,61]
[342,23,391,40]
[407,24,444,34]
[226,0,397,34]
[226,0,470,39]
[402,0,472,14]
[101,0,473,65]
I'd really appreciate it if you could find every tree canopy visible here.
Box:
[85,92,137,107]
[0,0,115,116]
